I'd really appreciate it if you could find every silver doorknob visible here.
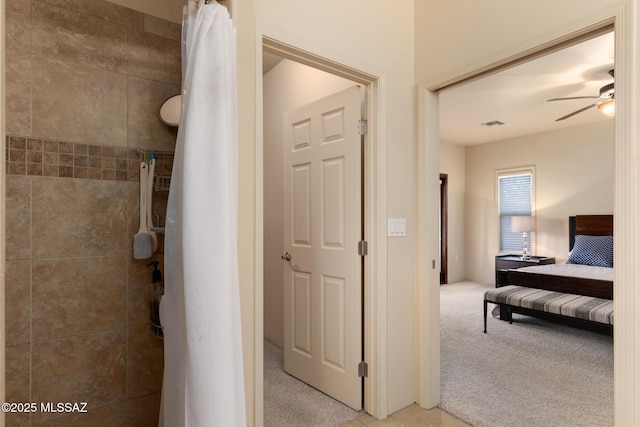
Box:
[281,251,292,261]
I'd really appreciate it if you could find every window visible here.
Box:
[497,168,534,252]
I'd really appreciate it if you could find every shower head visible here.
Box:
[160,95,181,127]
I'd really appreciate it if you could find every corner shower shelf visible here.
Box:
[153,175,171,192]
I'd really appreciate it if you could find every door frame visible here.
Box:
[417,5,640,424]
[257,31,388,421]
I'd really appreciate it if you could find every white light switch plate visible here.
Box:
[388,218,406,237]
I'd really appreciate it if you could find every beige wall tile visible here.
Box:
[128,276,150,329]
[127,325,164,398]
[5,344,31,427]
[143,14,181,41]
[6,344,31,400]
[32,256,127,341]
[3,1,174,425]
[39,0,144,29]
[32,1,128,73]
[127,28,181,85]
[5,260,31,346]
[127,180,141,257]
[5,49,33,136]
[5,175,31,260]
[31,177,128,258]
[8,139,154,182]
[127,76,179,151]
[31,330,127,424]
[34,402,127,426]
[6,0,32,52]
[126,393,161,427]
[31,55,127,146]
[153,152,174,178]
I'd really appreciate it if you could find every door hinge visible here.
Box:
[358,361,368,378]
[358,119,368,135]
[358,240,368,256]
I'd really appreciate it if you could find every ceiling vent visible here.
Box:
[481,120,505,128]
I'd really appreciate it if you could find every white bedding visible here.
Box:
[515,263,614,282]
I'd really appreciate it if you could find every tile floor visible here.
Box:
[340,404,470,427]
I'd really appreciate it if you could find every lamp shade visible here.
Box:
[597,99,615,117]
[512,215,536,232]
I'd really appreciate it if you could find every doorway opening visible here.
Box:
[439,173,448,285]
[260,35,385,422]
[419,22,620,423]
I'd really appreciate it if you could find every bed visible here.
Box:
[484,214,613,333]
[505,215,613,299]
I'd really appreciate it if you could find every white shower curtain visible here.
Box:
[160,1,246,426]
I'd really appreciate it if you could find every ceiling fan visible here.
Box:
[547,69,615,121]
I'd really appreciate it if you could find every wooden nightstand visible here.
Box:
[495,255,556,287]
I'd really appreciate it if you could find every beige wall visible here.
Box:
[263,59,355,349]
[464,120,614,284]
[414,0,624,88]
[4,0,178,424]
[439,142,466,283]
[234,0,259,423]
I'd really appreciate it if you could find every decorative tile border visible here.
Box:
[5,135,174,182]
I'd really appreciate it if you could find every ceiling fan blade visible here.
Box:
[547,96,598,102]
[555,103,598,121]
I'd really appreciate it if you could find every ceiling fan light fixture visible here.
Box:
[549,68,615,121]
[597,99,615,116]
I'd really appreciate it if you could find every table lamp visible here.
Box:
[511,215,536,260]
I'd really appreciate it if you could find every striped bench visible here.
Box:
[483,285,614,333]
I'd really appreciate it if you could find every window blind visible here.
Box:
[498,173,532,252]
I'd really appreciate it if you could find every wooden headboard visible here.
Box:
[569,215,614,250]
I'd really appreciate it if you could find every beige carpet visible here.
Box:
[439,281,613,427]
[263,339,362,426]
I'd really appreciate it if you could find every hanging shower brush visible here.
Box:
[133,162,153,259]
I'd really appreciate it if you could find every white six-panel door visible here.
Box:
[282,85,362,409]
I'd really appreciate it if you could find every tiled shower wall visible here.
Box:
[5,0,179,425]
